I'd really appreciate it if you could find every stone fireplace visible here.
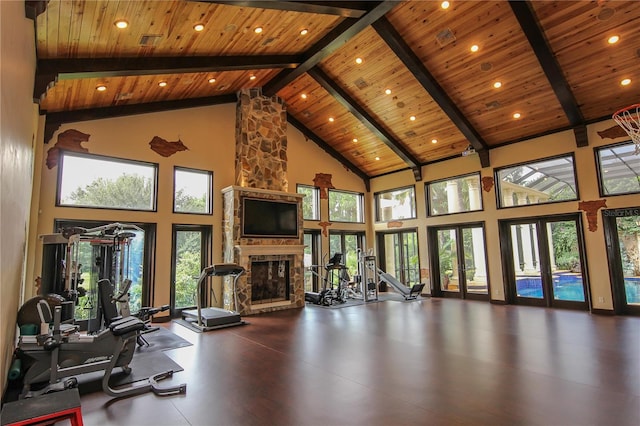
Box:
[221,87,305,316]
[222,186,305,315]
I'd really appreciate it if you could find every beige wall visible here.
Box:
[370,122,635,309]
[26,103,368,311]
[0,0,38,393]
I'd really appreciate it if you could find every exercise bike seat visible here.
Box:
[109,316,145,336]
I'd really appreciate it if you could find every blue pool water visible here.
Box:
[516,274,640,304]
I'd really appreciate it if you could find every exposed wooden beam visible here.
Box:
[309,67,422,181]
[200,1,375,18]
[34,55,301,102]
[372,17,491,168]
[288,115,370,191]
[25,1,48,20]
[509,0,587,147]
[42,94,236,143]
[263,1,399,96]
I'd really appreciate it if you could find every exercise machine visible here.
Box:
[181,264,246,331]
[357,249,379,302]
[304,253,349,306]
[40,222,146,333]
[16,301,186,399]
[377,270,425,300]
[362,251,425,300]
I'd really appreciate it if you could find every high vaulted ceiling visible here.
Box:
[27,0,640,185]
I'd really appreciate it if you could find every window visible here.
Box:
[495,154,578,209]
[297,184,320,221]
[596,141,640,196]
[171,225,211,314]
[375,186,416,221]
[329,231,366,278]
[58,151,157,211]
[328,189,364,223]
[173,167,213,214]
[426,173,483,216]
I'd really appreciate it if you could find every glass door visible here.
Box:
[376,229,420,287]
[603,208,640,315]
[499,215,589,309]
[429,223,489,300]
[170,225,211,316]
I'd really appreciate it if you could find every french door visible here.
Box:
[428,223,489,300]
[376,229,420,287]
[499,214,589,310]
[603,208,640,315]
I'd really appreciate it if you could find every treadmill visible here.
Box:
[181,263,246,331]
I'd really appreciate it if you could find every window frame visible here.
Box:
[494,153,579,210]
[172,166,213,215]
[374,185,417,222]
[425,172,483,217]
[296,184,321,221]
[328,188,365,223]
[595,140,640,197]
[56,150,158,212]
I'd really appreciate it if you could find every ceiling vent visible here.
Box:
[139,34,163,47]
[354,78,369,90]
[485,100,501,109]
[115,92,133,101]
[435,28,456,47]
[262,37,278,46]
[405,130,417,138]
[480,62,493,72]
[597,7,615,21]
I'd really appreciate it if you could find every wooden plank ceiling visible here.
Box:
[30,0,640,183]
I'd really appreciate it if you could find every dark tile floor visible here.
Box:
[78,298,640,426]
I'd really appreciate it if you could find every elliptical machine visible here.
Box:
[304,253,349,306]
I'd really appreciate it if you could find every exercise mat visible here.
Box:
[76,351,184,393]
[135,326,192,353]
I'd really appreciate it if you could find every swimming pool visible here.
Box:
[516,274,640,304]
[516,273,585,301]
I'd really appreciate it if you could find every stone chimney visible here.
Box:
[235,87,288,191]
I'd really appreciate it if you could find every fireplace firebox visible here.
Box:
[250,260,290,304]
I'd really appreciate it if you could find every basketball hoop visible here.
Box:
[612,103,640,154]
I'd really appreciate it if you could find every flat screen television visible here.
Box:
[242,197,299,238]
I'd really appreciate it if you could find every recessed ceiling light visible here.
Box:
[375,156,380,161]
[431,139,438,144]
[329,117,335,122]
[254,27,263,34]
[194,23,204,32]
[300,29,308,36]
[385,89,392,95]
[409,115,416,121]
[158,81,167,87]
[608,35,619,44]
[493,81,502,89]
[441,1,451,10]
[96,85,107,92]
[301,93,307,99]
[620,78,631,86]
[208,77,216,83]
[114,20,128,29]
[353,138,358,143]
[513,112,521,119]
[249,75,256,80]
[470,44,479,52]
[355,57,363,65]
